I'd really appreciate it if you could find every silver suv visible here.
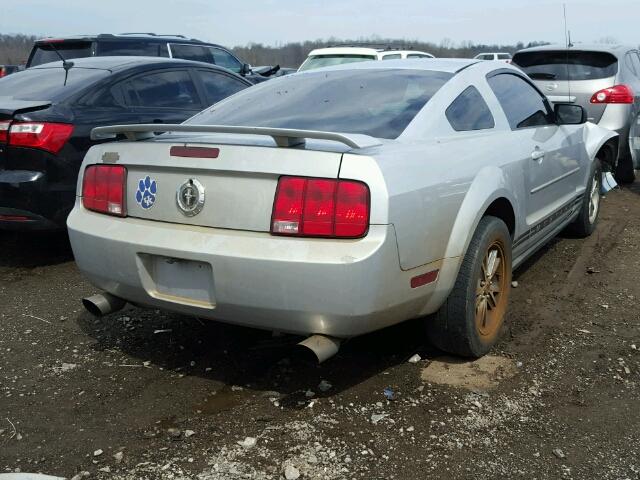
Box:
[513,44,640,182]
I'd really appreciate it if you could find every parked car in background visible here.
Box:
[252,65,296,77]
[513,44,640,182]
[298,45,435,71]
[0,65,23,78]
[68,59,615,361]
[0,56,250,230]
[27,33,275,83]
[474,52,512,62]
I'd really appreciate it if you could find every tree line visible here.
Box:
[0,33,549,67]
[0,34,37,64]
[233,38,551,68]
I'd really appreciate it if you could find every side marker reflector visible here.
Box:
[410,269,439,288]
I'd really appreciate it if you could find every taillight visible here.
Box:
[82,165,127,217]
[8,122,74,154]
[271,176,369,238]
[590,85,634,104]
[0,68,6,78]
[0,120,9,143]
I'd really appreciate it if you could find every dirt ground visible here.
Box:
[1,181,639,480]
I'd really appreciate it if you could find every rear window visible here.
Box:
[97,41,168,57]
[29,42,92,67]
[497,53,512,60]
[0,67,109,100]
[513,50,618,80]
[187,69,452,139]
[298,54,376,72]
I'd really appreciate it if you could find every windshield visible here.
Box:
[29,42,93,67]
[298,54,376,72]
[187,69,452,139]
[513,51,618,81]
[0,67,109,101]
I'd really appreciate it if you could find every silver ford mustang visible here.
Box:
[67,59,617,360]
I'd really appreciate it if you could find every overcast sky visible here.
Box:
[2,0,638,47]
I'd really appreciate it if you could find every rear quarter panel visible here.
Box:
[341,131,523,272]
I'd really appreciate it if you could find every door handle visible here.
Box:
[531,149,546,160]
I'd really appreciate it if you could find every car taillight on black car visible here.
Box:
[82,165,127,217]
[0,120,9,142]
[7,122,74,154]
[271,176,370,238]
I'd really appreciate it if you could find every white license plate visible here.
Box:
[141,255,215,308]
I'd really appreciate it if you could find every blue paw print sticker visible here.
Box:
[135,176,157,209]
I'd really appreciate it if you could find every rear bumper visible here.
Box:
[67,205,449,337]
[0,169,74,230]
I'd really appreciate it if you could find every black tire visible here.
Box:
[614,155,636,184]
[426,216,512,358]
[567,159,602,237]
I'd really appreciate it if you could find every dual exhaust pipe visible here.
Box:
[82,292,126,317]
[82,292,341,363]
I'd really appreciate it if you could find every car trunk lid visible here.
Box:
[530,77,615,123]
[105,138,346,232]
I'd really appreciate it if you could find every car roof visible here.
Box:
[29,56,235,73]
[516,43,635,56]
[307,46,432,56]
[299,58,478,74]
[35,33,225,48]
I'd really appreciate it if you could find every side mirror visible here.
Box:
[554,103,587,125]
[240,63,252,76]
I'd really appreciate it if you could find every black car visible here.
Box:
[27,33,272,83]
[0,56,251,230]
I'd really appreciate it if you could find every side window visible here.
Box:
[125,70,201,108]
[92,85,127,107]
[197,70,247,105]
[628,51,640,78]
[209,48,243,73]
[487,73,554,129]
[624,52,637,76]
[407,54,428,59]
[79,84,126,108]
[169,44,214,64]
[446,86,495,131]
[382,54,401,60]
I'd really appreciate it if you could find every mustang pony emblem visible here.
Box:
[176,178,205,217]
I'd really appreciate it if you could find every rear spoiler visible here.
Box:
[0,98,51,117]
[90,124,382,149]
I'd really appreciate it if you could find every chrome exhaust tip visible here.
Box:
[296,335,341,364]
[82,293,126,317]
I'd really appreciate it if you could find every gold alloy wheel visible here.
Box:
[475,240,508,338]
[588,171,600,224]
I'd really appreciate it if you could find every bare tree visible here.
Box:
[0,34,37,64]
[0,33,550,68]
